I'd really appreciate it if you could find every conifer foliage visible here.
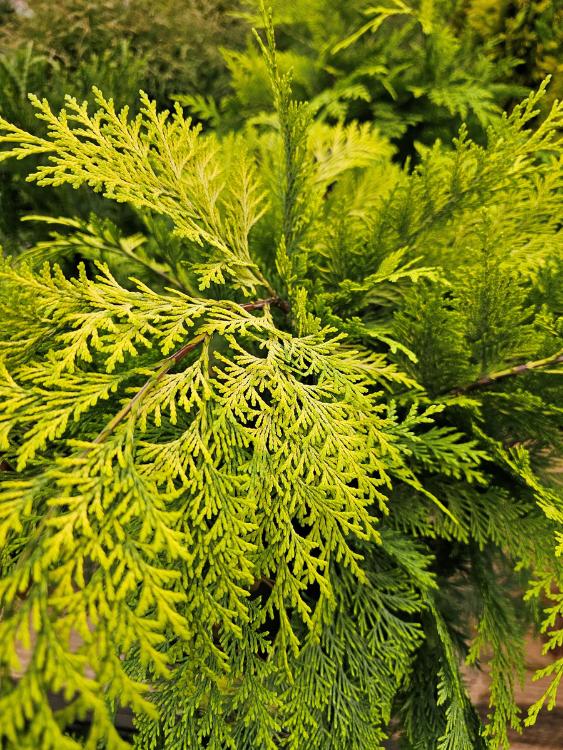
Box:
[0,8,562,750]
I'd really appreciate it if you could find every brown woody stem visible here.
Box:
[452,350,563,395]
[6,297,290,569]
[90,296,288,448]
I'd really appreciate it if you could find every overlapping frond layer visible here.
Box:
[0,257,422,748]
[0,12,561,748]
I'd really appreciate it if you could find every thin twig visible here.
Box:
[89,295,289,448]
[117,246,187,292]
[452,350,563,395]
[3,296,289,576]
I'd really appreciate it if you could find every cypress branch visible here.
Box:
[453,350,563,395]
[0,11,561,749]
[90,295,289,448]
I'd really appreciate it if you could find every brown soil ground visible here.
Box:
[13,630,563,746]
[465,635,563,749]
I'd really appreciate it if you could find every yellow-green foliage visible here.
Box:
[191,0,526,145]
[467,0,562,104]
[0,10,562,750]
[0,0,247,249]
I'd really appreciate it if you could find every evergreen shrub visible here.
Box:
[185,0,560,147]
[0,0,245,249]
[0,7,562,750]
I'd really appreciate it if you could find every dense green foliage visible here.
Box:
[0,3,562,749]
[0,0,243,102]
[0,0,245,249]
[184,0,561,143]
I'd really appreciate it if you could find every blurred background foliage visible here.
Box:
[0,3,561,746]
[0,0,246,248]
[0,0,560,248]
